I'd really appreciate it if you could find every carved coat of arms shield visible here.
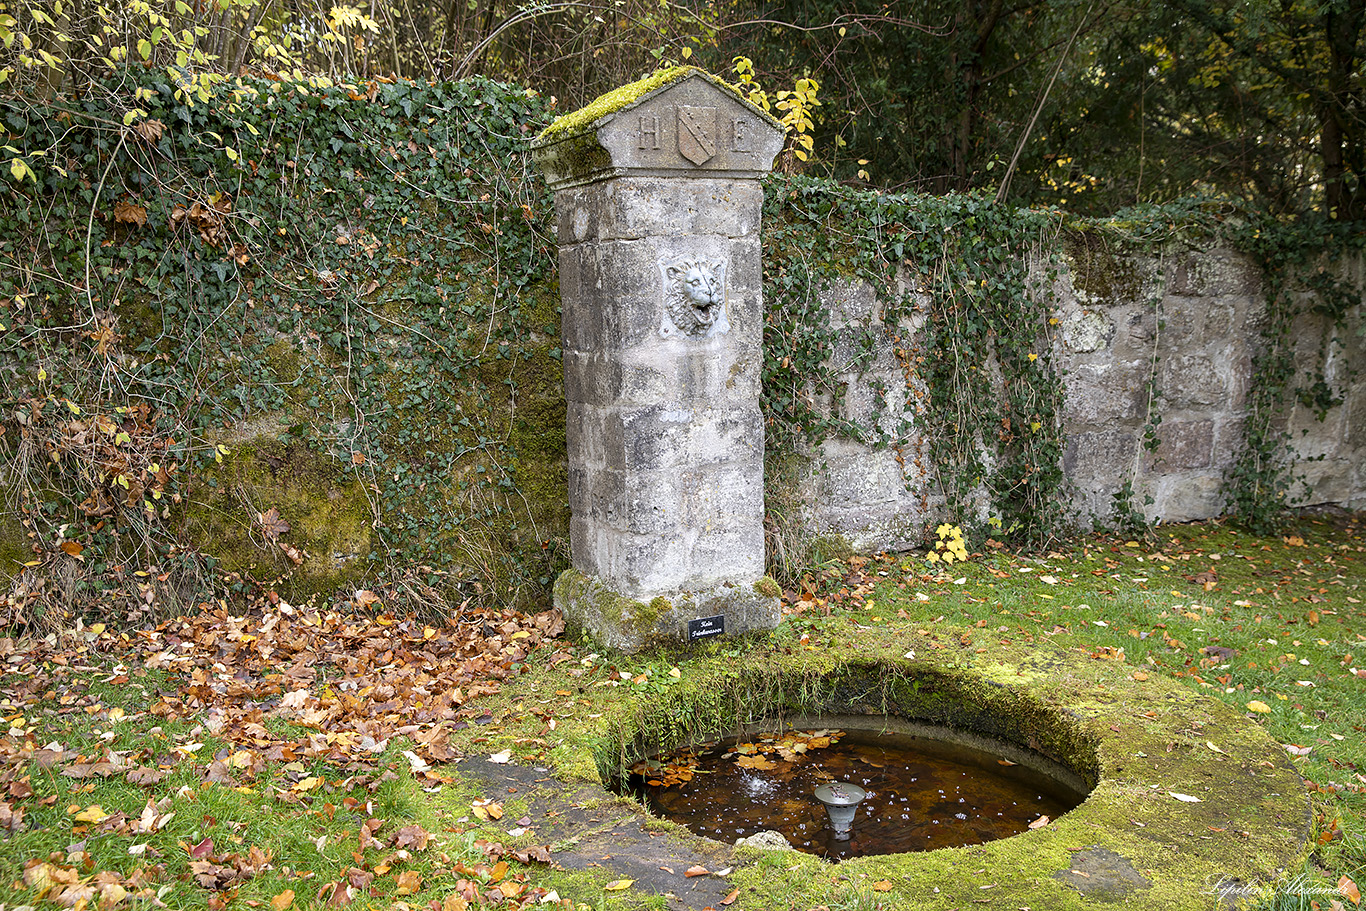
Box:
[677,106,717,165]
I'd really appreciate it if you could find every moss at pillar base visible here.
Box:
[554,569,781,654]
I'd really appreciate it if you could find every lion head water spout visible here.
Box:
[814,781,867,841]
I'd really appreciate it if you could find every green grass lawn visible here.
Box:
[1,514,1362,911]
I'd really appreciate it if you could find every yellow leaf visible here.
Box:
[270,889,295,911]
[604,880,634,892]
[1247,700,1272,714]
[74,804,109,823]
[292,775,321,792]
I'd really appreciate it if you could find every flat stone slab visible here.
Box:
[1054,846,1151,901]
[455,756,738,911]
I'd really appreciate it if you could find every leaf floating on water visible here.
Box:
[997,759,1017,766]
[1028,815,1050,829]
[735,755,778,771]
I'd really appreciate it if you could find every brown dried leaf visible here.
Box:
[393,824,429,852]
[257,508,290,541]
[113,200,148,227]
[133,119,165,143]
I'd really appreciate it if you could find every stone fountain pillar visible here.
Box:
[531,68,785,653]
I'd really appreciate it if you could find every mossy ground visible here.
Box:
[447,513,1364,909]
[3,515,1361,911]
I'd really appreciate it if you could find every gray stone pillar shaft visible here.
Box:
[532,68,785,652]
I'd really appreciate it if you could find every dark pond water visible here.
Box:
[622,727,1086,859]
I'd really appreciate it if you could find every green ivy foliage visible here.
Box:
[761,178,1068,546]
[1221,215,1366,534]
[1,75,1359,622]
[1,73,568,612]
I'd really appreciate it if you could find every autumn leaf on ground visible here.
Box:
[271,889,295,911]
[1340,875,1361,906]
[394,870,422,895]
[684,865,709,877]
[720,887,741,905]
[393,824,429,851]
[471,799,503,821]
[73,804,109,823]
[603,880,634,891]
[873,880,894,891]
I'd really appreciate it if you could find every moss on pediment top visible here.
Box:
[534,66,777,145]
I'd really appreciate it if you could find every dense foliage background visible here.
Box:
[5,0,1364,216]
[1,1,1362,627]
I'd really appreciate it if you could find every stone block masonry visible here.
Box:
[533,68,786,653]
[794,246,1365,551]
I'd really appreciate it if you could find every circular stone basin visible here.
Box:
[604,649,1311,908]
[624,719,1090,858]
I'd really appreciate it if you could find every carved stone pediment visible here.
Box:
[532,68,785,189]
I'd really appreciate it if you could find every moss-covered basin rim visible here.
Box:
[601,646,1311,909]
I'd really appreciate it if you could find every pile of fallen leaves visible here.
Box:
[5,600,566,778]
[139,600,567,770]
[0,598,572,911]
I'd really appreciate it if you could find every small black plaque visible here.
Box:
[688,615,725,641]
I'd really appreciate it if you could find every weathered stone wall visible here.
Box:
[793,246,1366,551]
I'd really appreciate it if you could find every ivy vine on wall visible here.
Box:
[1,74,1360,627]
[1,74,567,622]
